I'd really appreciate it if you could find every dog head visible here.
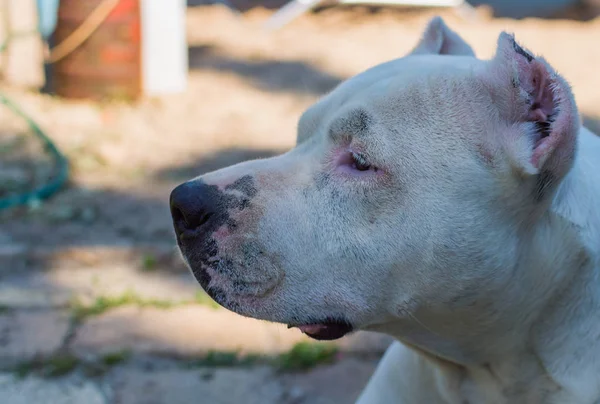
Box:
[170,17,580,356]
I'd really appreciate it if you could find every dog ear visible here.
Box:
[484,32,580,181]
[410,16,475,56]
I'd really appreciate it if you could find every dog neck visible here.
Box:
[461,127,600,401]
[550,127,600,262]
[525,126,600,400]
[381,128,600,401]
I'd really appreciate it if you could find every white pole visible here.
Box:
[140,0,188,96]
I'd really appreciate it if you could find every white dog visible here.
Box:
[170,17,600,403]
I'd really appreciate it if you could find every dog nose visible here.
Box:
[170,181,217,234]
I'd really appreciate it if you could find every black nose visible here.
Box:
[170,181,217,234]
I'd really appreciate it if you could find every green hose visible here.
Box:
[0,93,69,210]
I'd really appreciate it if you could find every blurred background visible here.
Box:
[0,0,599,403]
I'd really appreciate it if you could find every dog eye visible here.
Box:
[351,152,376,172]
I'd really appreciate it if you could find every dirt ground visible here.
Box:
[1,4,600,404]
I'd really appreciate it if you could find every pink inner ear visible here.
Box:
[511,43,556,125]
[494,34,580,174]
[510,40,559,153]
[520,59,561,168]
[527,64,554,123]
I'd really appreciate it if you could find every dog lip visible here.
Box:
[289,320,353,341]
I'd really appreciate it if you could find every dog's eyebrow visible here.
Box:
[328,108,373,140]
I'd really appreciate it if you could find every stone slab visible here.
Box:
[111,366,284,404]
[0,374,106,404]
[0,310,70,364]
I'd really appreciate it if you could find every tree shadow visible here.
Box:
[0,145,289,334]
[0,145,287,274]
[155,146,286,182]
[188,45,343,95]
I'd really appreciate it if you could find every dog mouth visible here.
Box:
[178,245,354,341]
[288,319,353,341]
